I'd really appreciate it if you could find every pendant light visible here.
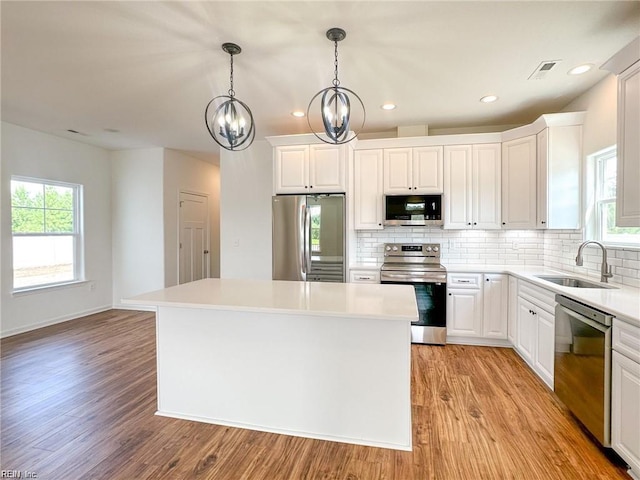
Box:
[307,28,365,144]
[205,43,255,151]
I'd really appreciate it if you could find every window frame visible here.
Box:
[11,176,84,292]
[592,147,640,248]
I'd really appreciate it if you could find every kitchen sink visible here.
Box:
[535,275,617,289]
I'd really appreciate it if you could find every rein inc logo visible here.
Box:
[1,472,37,478]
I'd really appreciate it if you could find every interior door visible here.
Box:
[179,192,209,284]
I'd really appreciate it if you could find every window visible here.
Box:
[594,148,640,245]
[11,177,83,290]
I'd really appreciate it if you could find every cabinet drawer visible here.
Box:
[518,281,555,314]
[613,319,640,364]
[349,270,380,284]
[447,273,482,289]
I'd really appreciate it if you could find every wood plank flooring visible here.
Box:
[1,309,630,479]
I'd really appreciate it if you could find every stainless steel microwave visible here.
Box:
[384,194,443,226]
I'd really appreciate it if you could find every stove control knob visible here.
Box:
[385,246,391,251]
[433,246,439,252]
[392,246,398,251]
[426,246,433,252]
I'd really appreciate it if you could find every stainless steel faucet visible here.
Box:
[575,240,613,283]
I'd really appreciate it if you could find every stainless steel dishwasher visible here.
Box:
[554,294,614,447]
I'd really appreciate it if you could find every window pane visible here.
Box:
[601,201,640,244]
[11,181,44,207]
[12,207,45,233]
[45,185,74,210]
[602,156,617,198]
[12,236,74,288]
[45,209,74,233]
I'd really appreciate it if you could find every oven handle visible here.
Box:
[556,304,610,333]
[381,273,446,283]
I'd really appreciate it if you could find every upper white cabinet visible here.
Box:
[536,125,582,229]
[444,143,501,229]
[354,150,384,230]
[383,146,443,194]
[603,37,640,227]
[616,61,640,227]
[274,144,346,194]
[502,136,537,229]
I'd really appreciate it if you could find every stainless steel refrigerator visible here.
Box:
[272,194,345,282]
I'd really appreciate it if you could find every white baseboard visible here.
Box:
[1,304,113,338]
[446,336,512,348]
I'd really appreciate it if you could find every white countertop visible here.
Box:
[445,264,640,326]
[124,278,418,322]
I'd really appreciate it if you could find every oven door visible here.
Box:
[381,275,447,344]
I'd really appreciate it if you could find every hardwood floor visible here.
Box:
[1,309,630,479]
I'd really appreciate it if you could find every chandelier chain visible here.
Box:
[333,40,340,87]
[228,53,235,97]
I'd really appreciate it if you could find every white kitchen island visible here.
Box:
[125,278,417,451]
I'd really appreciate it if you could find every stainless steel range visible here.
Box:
[380,243,447,345]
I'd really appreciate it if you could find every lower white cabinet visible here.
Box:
[612,319,640,477]
[446,273,508,343]
[508,276,518,344]
[514,280,555,389]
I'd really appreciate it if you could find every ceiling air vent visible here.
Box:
[528,60,562,80]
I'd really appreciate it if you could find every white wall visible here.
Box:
[163,149,220,284]
[220,140,273,279]
[111,148,165,306]
[1,122,113,336]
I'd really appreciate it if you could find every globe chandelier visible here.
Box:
[307,28,365,144]
[205,43,255,151]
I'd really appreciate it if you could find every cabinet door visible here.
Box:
[309,144,345,193]
[383,148,413,194]
[473,143,502,229]
[482,274,508,339]
[274,145,309,194]
[508,276,518,344]
[447,287,483,337]
[535,308,555,388]
[413,146,444,193]
[616,61,640,227]
[354,150,384,230]
[516,297,535,364]
[612,350,640,475]
[443,145,472,229]
[538,126,582,229]
[502,136,537,229]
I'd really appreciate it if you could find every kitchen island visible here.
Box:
[124,278,417,451]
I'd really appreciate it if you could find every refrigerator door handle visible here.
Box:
[303,205,311,277]
[300,203,307,279]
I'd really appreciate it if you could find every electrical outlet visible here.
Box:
[89,281,96,291]
[512,242,520,250]
[233,239,240,247]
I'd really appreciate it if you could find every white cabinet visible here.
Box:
[349,268,381,284]
[536,125,582,229]
[508,276,518,344]
[482,273,509,339]
[446,273,508,343]
[612,318,640,477]
[514,280,556,389]
[274,144,346,194]
[383,146,443,194]
[444,143,501,229]
[616,61,640,227]
[353,150,384,230]
[502,136,537,229]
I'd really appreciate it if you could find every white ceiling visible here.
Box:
[2,1,639,162]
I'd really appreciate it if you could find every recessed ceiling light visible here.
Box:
[291,111,305,118]
[381,103,397,110]
[480,95,498,103]
[568,64,593,75]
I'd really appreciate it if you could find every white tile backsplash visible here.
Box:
[355,227,640,287]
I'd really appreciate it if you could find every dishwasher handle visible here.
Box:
[555,304,610,333]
